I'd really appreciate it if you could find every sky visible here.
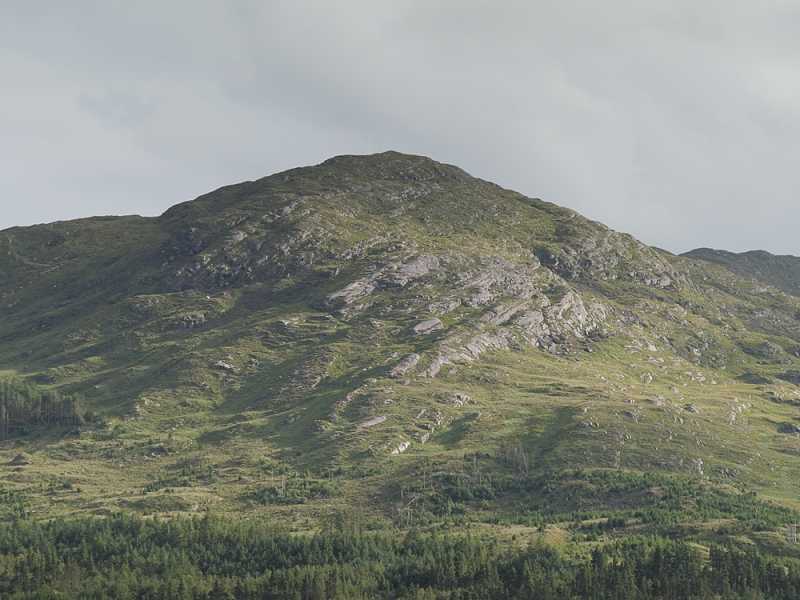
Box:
[2,1,800,254]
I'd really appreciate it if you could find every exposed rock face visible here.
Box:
[173,312,208,329]
[213,361,237,373]
[326,278,377,309]
[390,354,420,378]
[426,331,512,378]
[458,258,544,309]
[536,227,680,289]
[391,441,411,455]
[514,291,607,352]
[360,416,387,429]
[447,393,471,407]
[424,289,607,377]
[325,255,443,314]
[414,319,443,335]
[380,255,440,287]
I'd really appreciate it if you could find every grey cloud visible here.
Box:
[2,1,800,254]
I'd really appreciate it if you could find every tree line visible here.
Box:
[0,514,798,599]
[0,378,84,439]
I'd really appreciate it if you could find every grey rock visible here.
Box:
[481,302,528,325]
[414,318,444,335]
[360,416,387,429]
[390,353,420,378]
[381,255,440,287]
[391,441,411,455]
[426,331,512,377]
[536,227,680,289]
[174,312,207,329]
[447,392,471,407]
[326,278,376,308]
[428,298,462,315]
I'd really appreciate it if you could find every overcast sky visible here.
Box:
[2,1,800,253]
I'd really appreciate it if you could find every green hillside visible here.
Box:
[2,152,800,562]
[684,247,800,297]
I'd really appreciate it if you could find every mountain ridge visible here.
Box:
[684,246,800,297]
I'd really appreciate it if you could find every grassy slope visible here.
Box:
[1,152,799,558]
[685,247,800,297]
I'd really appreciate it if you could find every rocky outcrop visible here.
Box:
[426,331,513,378]
[391,441,411,455]
[536,227,680,289]
[390,354,420,378]
[515,291,607,350]
[414,319,443,335]
[459,258,545,308]
[360,416,387,429]
[420,283,607,377]
[379,255,440,287]
[326,278,377,309]
[213,360,237,373]
[325,255,443,313]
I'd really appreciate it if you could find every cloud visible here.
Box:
[1,1,799,253]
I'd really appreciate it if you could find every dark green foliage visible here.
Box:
[249,474,339,505]
[0,515,799,599]
[0,489,29,521]
[143,458,218,493]
[395,465,800,533]
[0,378,84,439]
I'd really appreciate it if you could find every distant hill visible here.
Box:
[684,247,800,296]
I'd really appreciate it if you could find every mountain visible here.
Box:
[684,247,800,297]
[2,152,800,556]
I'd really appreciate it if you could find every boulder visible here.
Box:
[390,353,420,378]
[413,318,443,335]
[326,278,376,308]
[360,416,387,429]
[391,441,411,455]
[381,255,440,287]
[7,453,31,466]
[447,392,472,407]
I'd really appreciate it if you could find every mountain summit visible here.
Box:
[1,153,800,540]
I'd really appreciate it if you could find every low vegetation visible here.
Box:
[0,515,799,599]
